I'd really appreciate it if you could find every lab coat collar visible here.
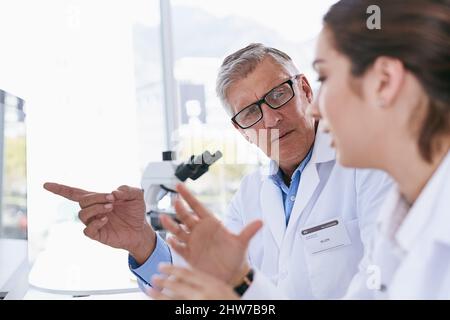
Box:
[375,186,409,242]
[261,127,336,248]
[395,151,450,251]
[427,151,450,246]
[266,124,336,178]
[260,179,286,249]
[309,123,336,165]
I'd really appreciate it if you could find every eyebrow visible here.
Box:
[244,77,289,107]
[261,77,287,96]
[312,59,325,70]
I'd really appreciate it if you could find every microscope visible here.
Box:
[141,150,222,238]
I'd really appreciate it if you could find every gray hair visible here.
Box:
[216,43,299,116]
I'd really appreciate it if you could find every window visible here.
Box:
[0,0,164,293]
[169,0,338,216]
[132,0,166,168]
[0,90,27,240]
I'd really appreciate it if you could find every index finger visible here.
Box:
[43,182,91,202]
[79,192,114,209]
[175,184,211,218]
[112,185,143,201]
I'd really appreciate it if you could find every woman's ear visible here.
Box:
[369,57,405,108]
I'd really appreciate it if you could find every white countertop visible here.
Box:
[28,221,141,295]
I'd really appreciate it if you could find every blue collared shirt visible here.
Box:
[268,148,313,225]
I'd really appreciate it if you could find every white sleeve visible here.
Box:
[223,192,244,235]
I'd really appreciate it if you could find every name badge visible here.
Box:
[300,218,352,255]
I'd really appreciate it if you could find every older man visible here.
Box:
[45,43,392,299]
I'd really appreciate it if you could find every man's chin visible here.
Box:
[263,146,293,163]
[257,136,300,160]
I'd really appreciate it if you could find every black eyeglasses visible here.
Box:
[231,75,299,129]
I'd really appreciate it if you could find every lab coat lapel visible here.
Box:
[397,151,450,250]
[260,178,286,249]
[286,130,336,235]
[287,163,319,229]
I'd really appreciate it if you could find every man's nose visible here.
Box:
[261,103,282,128]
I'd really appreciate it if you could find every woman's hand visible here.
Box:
[160,183,263,286]
[148,264,239,300]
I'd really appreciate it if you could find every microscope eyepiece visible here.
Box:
[175,150,223,182]
[162,151,175,161]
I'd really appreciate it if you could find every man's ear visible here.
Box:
[367,57,405,108]
[299,74,313,103]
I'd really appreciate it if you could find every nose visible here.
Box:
[307,98,321,121]
[261,103,282,128]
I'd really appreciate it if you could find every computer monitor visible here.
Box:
[0,89,28,299]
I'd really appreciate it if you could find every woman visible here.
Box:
[149,0,450,299]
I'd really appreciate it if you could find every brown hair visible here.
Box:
[324,0,450,162]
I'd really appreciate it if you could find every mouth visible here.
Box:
[272,130,294,143]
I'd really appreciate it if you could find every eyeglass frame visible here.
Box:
[231,74,301,129]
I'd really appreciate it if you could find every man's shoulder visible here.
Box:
[328,158,392,183]
[353,167,394,186]
[238,166,267,189]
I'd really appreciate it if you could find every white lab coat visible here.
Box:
[344,150,450,299]
[242,149,450,300]
[225,131,393,299]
